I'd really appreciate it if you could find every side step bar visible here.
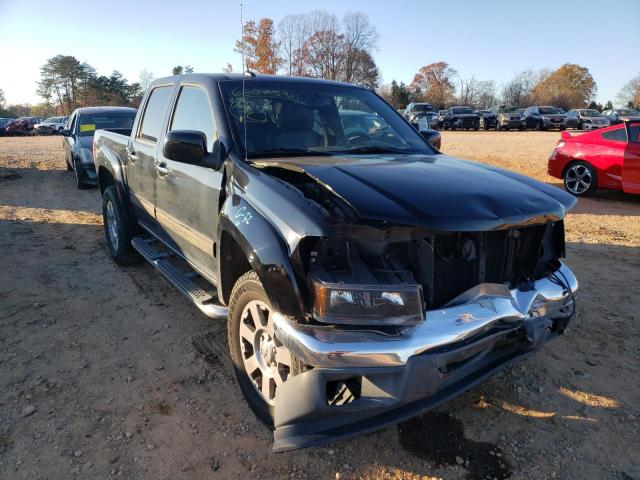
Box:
[131,236,228,319]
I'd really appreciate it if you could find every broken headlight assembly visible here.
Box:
[310,277,424,326]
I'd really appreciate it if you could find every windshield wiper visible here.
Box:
[246,148,333,159]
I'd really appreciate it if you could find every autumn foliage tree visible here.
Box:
[409,62,457,109]
[530,63,596,110]
[236,18,282,74]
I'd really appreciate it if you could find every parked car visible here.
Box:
[435,109,447,129]
[0,117,16,136]
[548,117,640,196]
[61,107,136,188]
[5,117,41,136]
[444,106,480,130]
[564,109,609,130]
[35,116,69,135]
[404,102,435,122]
[496,109,525,131]
[601,108,640,125]
[523,106,566,131]
[93,73,578,452]
[476,110,498,130]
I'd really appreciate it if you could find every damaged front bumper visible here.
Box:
[271,262,577,451]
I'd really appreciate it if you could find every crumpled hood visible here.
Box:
[256,154,576,231]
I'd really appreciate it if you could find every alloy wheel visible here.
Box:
[105,199,119,252]
[239,300,292,405]
[565,164,592,195]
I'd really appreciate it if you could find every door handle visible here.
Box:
[155,163,169,176]
[127,149,137,162]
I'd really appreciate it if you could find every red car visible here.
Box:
[548,118,640,196]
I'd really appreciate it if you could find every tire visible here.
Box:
[102,186,141,265]
[518,125,525,131]
[536,120,544,131]
[563,161,597,197]
[228,271,299,427]
[73,158,89,189]
[577,122,583,131]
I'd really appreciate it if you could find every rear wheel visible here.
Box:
[102,186,141,265]
[564,161,597,196]
[228,271,299,426]
[536,120,544,131]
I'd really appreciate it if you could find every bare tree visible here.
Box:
[342,12,379,84]
[617,75,640,108]
[139,69,154,90]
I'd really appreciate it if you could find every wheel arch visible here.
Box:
[217,196,305,319]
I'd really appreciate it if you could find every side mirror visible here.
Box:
[60,129,71,136]
[163,130,207,165]
[420,130,441,150]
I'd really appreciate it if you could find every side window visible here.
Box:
[138,86,172,143]
[629,123,640,143]
[602,127,627,142]
[170,86,216,151]
[68,113,77,131]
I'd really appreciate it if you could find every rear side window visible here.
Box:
[139,86,172,142]
[170,86,215,151]
[602,127,627,142]
[629,123,640,143]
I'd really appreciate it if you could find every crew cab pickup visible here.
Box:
[93,74,578,452]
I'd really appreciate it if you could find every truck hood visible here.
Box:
[255,154,576,231]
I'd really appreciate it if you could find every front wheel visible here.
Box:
[228,271,298,426]
[564,161,597,196]
[102,186,141,265]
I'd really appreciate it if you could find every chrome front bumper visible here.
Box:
[273,262,577,369]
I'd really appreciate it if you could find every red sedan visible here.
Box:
[548,118,640,196]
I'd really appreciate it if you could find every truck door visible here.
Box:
[622,122,640,194]
[126,84,174,228]
[153,83,224,282]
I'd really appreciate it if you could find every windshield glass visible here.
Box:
[44,117,57,123]
[219,81,434,157]
[579,109,601,117]
[618,109,639,116]
[412,104,433,112]
[452,107,474,114]
[539,107,561,115]
[77,111,136,137]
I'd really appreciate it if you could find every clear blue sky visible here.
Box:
[1,0,638,106]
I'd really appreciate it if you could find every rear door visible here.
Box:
[622,122,640,194]
[153,82,223,282]
[126,84,174,228]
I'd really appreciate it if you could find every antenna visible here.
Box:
[241,2,247,161]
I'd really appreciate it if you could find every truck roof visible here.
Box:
[150,73,368,89]
[74,106,137,114]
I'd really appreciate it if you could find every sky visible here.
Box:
[0,0,638,106]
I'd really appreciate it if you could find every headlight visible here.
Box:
[79,148,94,164]
[310,276,424,326]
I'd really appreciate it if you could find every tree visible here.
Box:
[31,102,57,117]
[388,80,411,109]
[37,55,86,114]
[501,69,549,108]
[139,69,154,90]
[0,88,5,109]
[530,63,596,110]
[409,62,457,109]
[341,12,379,84]
[236,18,282,74]
[604,100,613,110]
[617,75,640,109]
[184,65,194,74]
[172,66,184,75]
[222,63,234,73]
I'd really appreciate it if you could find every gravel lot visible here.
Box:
[1,133,638,480]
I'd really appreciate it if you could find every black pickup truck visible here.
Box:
[93,73,578,452]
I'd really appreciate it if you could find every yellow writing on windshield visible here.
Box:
[79,124,96,132]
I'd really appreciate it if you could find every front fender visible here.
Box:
[96,144,127,199]
[217,195,304,318]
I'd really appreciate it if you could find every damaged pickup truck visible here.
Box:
[93,73,578,452]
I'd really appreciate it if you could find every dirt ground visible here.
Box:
[0,133,638,480]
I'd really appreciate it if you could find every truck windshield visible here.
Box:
[219,81,434,158]
[78,112,136,137]
[452,107,474,114]
[539,107,560,115]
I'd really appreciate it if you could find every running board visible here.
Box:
[131,236,228,319]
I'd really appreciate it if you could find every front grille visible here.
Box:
[427,223,560,308]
